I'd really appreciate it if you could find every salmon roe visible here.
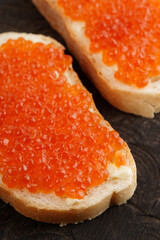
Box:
[58,0,160,88]
[0,38,125,199]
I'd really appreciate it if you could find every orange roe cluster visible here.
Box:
[0,38,125,199]
[58,0,160,88]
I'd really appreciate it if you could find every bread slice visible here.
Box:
[0,32,136,225]
[32,0,160,118]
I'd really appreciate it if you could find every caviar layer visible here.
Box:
[58,0,160,88]
[0,38,125,199]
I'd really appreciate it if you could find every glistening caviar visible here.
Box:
[0,38,125,199]
[58,0,160,88]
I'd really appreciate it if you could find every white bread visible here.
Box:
[0,32,136,225]
[33,0,160,118]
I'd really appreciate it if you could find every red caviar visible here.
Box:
[58,0,160,88]
[0,38,125,199]
[114,152,126,168]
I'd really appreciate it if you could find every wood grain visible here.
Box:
[0,0,160,239]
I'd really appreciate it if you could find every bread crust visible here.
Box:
[32,0,160,118]
[0,32,136,224]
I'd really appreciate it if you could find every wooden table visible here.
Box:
[0,1,159,239]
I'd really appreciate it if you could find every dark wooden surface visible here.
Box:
[0,0,160,239]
